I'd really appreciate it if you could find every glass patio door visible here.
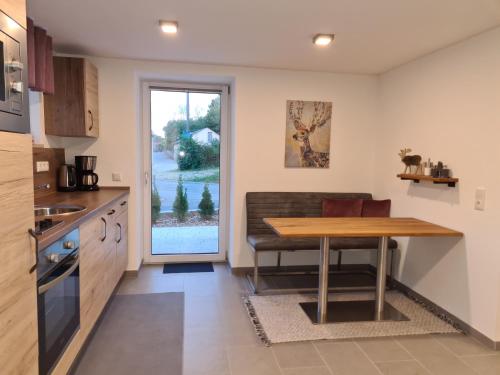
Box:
[142,82,228,262]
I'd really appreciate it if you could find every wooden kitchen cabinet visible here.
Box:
[0,0,27,28]
[44,56,99,138]
[79,212,111,337]
[79,200,126,337]
[0,132,38,374]
[51,194,128,375]
[114,208,129,286]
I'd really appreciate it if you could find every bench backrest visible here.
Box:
[246,192,373,236]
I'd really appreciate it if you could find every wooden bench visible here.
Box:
[246,192,398,293]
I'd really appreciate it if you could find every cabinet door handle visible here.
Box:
[100,217,107,242]
[28,229,39,274]
[107,209,115,216]
[116,223,122,244]
[88,110,94,131]
[120,201,127,206]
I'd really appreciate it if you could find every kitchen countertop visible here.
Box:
[35,187,130,249]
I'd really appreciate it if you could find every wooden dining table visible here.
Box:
[263,217,463,324]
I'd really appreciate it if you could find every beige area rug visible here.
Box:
[244,291,458,345]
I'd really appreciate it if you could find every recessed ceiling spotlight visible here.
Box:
[313,34,334,46]
[159,20,178,34]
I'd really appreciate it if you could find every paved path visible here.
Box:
[152,151,219,212]
[152,226,218,254]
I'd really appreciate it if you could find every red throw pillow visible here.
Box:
[362,199,391,217]
[322,199,363,217]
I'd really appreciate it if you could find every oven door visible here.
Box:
[37,250,80,375]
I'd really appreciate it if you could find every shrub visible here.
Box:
[177,137,220,171]
[173,176,189,221]
[151,181,162,224]
[198,184,215,220]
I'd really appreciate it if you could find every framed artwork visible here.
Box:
[285,100,332,168]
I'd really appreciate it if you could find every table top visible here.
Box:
[263,217,463,238]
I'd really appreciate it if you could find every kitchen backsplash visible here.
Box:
[32,146,65,200]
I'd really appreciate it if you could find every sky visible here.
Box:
[150,90,219,136]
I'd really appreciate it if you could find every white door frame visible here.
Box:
[141,81,230,263]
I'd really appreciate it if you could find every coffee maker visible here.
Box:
[75,156,99,191]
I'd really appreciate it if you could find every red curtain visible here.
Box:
[27,17,54,94]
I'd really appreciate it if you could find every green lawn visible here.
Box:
[155,168,220,184]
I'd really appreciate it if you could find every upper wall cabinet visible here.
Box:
[44,57,99,138]
[0,0,27,28]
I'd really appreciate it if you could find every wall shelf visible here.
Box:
[397,174,458,187]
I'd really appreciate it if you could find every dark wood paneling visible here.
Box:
[32,146,65,199]
[44,57,85,136]
[44,57,99,137]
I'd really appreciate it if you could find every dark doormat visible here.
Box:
[71,292,184,375]
[163,262,214,274]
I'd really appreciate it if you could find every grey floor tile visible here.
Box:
[184,335,230,375]
[356,337,412,362]
[117,273,184,295]
[272,342,324,368]
[227,345,282,375]
[435,334,496,357]
[376,360,431,375]
[282,367,332,375]
[397,336,477,375]
[462,355,500,375]
[315,341,380,375]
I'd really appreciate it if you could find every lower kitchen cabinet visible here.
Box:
[51,195,128,375]
[114,209,129,287]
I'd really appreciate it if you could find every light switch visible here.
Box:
[474,188,486,211]
[112,172,122,182]
[36,161,49,172]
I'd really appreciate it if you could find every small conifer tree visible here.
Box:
[198,184,215,220]
[173,176,189,221]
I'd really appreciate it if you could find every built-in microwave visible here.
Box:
[0,10,29,133]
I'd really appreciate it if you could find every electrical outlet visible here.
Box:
[112,172,122,182]
[474,188,486,211]
[36,161,49,172]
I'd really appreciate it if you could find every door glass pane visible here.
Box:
[150,90,220,255]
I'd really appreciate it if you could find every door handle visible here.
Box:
[28,229,39,274]
[101,217,107,242]
[38,256,80,294]
[88,110,94,131]
[116,223,122,243]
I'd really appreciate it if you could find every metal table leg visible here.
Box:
[375,236,388,320]
[317,236,330,323]
[300,235,408,324]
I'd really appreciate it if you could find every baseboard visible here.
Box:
[373,267,500,350]
[123,259,144,277]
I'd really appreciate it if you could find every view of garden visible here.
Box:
[150,91,221,255]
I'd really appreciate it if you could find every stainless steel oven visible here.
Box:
[0,11,29,133]
[37,229,80,375]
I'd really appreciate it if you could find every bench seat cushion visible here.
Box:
[247,234,398,252]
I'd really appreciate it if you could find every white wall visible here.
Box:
[30,59,380,271]
[28,26,500,342]
[375,27,500,341]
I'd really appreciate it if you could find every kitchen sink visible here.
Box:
[34,204,87,217]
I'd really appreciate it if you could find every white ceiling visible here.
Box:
[28,0,500,74]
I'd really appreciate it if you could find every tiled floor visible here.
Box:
[117,264,499,375]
